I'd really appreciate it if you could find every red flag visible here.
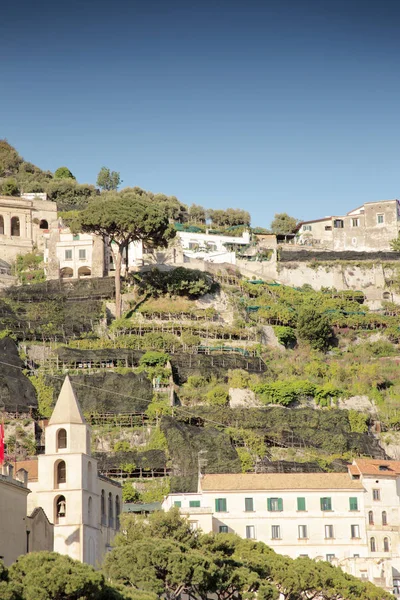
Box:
[0,421,4,466]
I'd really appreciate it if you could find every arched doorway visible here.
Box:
[39,219,49,229]
[60,267,73,279]
[78,266,91,278]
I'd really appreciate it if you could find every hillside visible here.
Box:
[2,266,400,501]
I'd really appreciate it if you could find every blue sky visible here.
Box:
[1,0,400,227]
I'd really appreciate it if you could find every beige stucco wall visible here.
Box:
[27,508,54,553]
[0,475,29,565]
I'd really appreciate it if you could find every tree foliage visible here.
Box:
[54,166,75,180]
[104,509,392,600]
[297,307,333,351]
[270,213,298,234]
[97,166,121,191]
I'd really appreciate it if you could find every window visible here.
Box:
[372,489,381,501]
[351,525,360,539]
[57,429,67,450]
[297,497,306,511]
[353,554,360,558]
[326,554,335,563]
[219,525,228,533]
[79,249,86,260]
[56,460,66,485]
[88,496,92,525]
[368,510,374,525]
[267,497,283,512]
[101,490,106,525]
[382,511,387,525]
[377,214,384,224]
[246,525,255,539]
[245,498,254,512]
[352,218,359,227]
[189,500,200,508]
[384,537,390,552]
[115,495,120,530]
[271,525,281,539]
[349,497,358,511]
[303,225,312,231]
[11,217,20,236]
[324,225,332,231]
[298,525,308,539]
[325,525,334,539]
[215,498,227,512]
[189,521,198,530]
[108,493,113,528]
[174,501,182,508]
[39,219,48,229]
[73,234,80,241]
[370,537,376,552]
[65,249,72,260]
[299,554,308,558]
[320,497,332,511]
[0,216,4,235]
[334,219,344,229]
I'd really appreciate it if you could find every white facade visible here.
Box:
[177,230,250,265]
[163,465,400,595]
[26,376,121,566]
[44,229,96,279]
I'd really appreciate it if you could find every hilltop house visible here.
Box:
[0,194,57,265]
[163,459,400,595]
[296,199,400,251]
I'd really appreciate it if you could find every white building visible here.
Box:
[23,376,121,566]
[163,462,400,595]
[177,230,251,265]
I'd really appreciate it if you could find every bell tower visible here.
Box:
[28,376,99,564]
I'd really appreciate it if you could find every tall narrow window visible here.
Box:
[297,497,306,511]
[101,490,106,525]
[245,498,254,512]
[0,216,4,235]
[377,214,384,224]
[57,429,67,450]
[384,537,390,552]
[108,493,113,528]
[246,525,255,539]
[349,497,358,511]
[372,489,381,501]
[325,525,334,539]
[88,496,92,525]
[56,460,66,485]
[11,217,20,236]
[368,510,374,525]
[219,525,228,533]
[382,511,387,525]
[326,554,335,563]
[271,525,281,539]
[115,495,120,530]
[298,525,308,539]
[351,525,360,539]
[370,537,376,552]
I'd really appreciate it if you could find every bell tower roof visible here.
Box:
[48,376,86,426]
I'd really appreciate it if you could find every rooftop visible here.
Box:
[200,472,363,491]
[351,459,400,477]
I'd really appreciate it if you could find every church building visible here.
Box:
[22,376,121,566]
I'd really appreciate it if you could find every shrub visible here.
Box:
[314,383,342,407]
[227,369,250,389]
[253,380,316,406]
[122,481,140,503]
[186,375,208,389]
[139,351,169,367]
[273,326,297,348]
[297,307,333,351]
[206,385,229,406]
[114,440,131,452]
[348,410,369,433]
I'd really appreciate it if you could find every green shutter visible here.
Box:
[349,497,358,511]
[297,497,306,511]
[189,500,200,508]
[215,498,227,512]
[174,501,181,508]
[245,498,254,512]
[267,498,272,511]
[321,497,332,511]
[277,498,283,511]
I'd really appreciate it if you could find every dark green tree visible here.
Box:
[77,193,175,318]
[1,177,19,196]
[270,213,298,234]
[97,166,121,191]
[297,306,333,351]
[188,204,206,224]
[54,166,76,180]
